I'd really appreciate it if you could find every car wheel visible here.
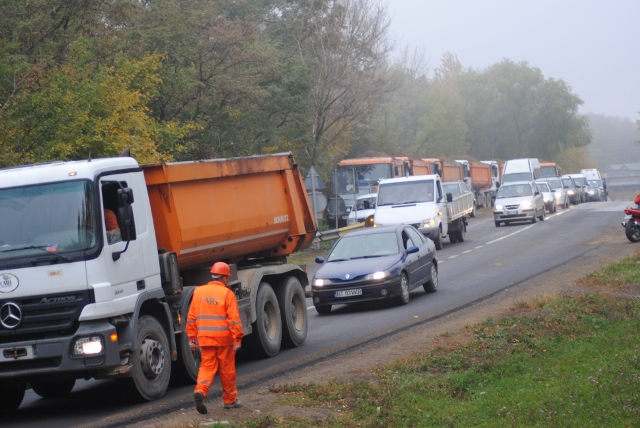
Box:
[315,305,332,315]
[397,272,410,305]
[531,212,538,223]
[434,228,443,250]
[495,221,501,227]
[470,203,477,218]
[540,208,545,221]
[423,264,438,293]
[553,202,557,213]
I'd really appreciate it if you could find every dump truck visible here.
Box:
[0,152,315,413]
[422,158,464,183]
[456,160,499,208]
[540,162,563,178]
[330,156,432,228]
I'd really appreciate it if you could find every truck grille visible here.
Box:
[0,290,93,344]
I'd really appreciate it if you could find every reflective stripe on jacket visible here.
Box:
[187,281,244,347]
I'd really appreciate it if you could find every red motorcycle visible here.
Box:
[622,208,640,242]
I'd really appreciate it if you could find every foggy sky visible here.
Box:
[386,0,640,120]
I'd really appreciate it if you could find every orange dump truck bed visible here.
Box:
[469,162,492,189]
[142,153,316,270]
[423,158,464,182]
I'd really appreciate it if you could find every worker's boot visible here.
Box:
[224,399,243,409]
[194,391,207,414]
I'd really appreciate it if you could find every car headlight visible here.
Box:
[495,204,503,211]
[314,278,331,287]
[421,218,436,228]
[567,190,574,195]
[521,201,533,209]
[71,336,105,358]
[543,196,549,202]
[363,270,390,281]
[589,190,595,195]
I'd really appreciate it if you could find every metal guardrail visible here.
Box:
[313,222,365,243]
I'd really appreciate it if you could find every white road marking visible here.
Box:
[448,255,458,259]
[486,224,535,245]
[475,246,484,249]
[462,250,472,254]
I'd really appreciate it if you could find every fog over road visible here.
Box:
[4,200,632,428]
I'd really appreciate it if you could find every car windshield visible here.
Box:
[496,184,533,198]
[573,177,587,186]
[377,180,434,205]
[545,179,562,189]
[536,183,550,192]
[442,183,461,194]
[328,232,399,261]
[0,180,96,260]
[562,178,574,187]
[589,180,601,187]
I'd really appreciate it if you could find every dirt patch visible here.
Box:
[131,231,639,428]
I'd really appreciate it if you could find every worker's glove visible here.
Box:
[233,343,241,352]
[190,339,198,351]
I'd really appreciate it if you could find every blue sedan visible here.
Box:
[312,224,438,315]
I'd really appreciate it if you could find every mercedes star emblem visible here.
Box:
[0,302,22,329]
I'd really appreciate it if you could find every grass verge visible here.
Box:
[208,252,640,428]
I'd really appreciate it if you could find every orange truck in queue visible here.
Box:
[0,152,316,413]
[422,158,465,182]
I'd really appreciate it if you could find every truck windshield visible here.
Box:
[335,164,393,195]
[540,166,558,177]
[496,184,533,198]
[377,180,435,206]
[0,181,96,260]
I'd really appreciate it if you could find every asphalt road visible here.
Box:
[3,200,630,428]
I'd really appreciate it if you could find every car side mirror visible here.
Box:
[535,191,540,196]
[446,193,453,203]
[407,246,419,254]
[315,256,325,264]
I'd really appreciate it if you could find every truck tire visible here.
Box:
[434,228,443,250]
[0,382,25,414]
[31,379,75,398]
[449,232,458,243]
[456,224,466,242]
[172,286,198,385]
[251,282,282,358]
[277,276,308,348]
[123,315,171,401]
[423,264,438,293]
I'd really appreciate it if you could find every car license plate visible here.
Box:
[507,210,515,215]
[334,289,362,298]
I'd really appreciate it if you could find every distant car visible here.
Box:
[561,176,581,205]
[535,181,557,213]
[563,174,587,203]
[442,181,477,218]
[537,177,569,209]
[311,225,438,315]
[587,180,603,202]
[346,193,377,226]
[493,181,545,227]
[326,196,349,228]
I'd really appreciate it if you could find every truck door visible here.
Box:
[85,173,150,312]
[436,180,448,235]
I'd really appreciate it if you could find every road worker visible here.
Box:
[187,262,244,414]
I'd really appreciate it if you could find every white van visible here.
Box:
[580,169,601,181]
[502,158,542,183]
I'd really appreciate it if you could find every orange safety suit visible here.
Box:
[187,281,244,404]
[104,209,119,231]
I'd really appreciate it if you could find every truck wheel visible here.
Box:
[0,382,25,414]
[423,264,438,293]
[396,273,410,305]
[172,286,198,385]
[123,315,171,401]
[251,282,282,358]
[449,232,458,243]
[434,228,443,250]
[31,379,75,398]
[456,225,466,242]
[315,305,332,315]
[277,276,308,348]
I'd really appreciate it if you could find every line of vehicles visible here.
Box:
[310,156,607,315]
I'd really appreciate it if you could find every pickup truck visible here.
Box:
[372,175,474,249]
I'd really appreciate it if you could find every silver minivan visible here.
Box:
[494,181,545,227]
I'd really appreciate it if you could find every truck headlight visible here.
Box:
[364,270,390,281]
[71,335,104,357]
[421,218,436,228]
[314,278,331,287]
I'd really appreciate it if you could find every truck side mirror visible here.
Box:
[496,182,501,188]
[113,188,137,261]
[446,193,453,203]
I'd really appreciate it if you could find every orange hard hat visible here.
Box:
[210,262,231,276]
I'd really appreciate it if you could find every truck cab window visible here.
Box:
[102,183,123,244]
